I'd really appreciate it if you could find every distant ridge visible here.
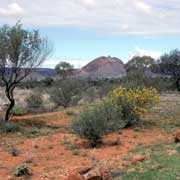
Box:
[26,68,57,81]
[1,68,57,81]
[1,56,127,81]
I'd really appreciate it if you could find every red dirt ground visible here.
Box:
[0,111,172,180]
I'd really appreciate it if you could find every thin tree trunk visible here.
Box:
[176,78,180,91]
[4,87,15,122]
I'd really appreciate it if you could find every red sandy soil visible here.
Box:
[0,111,172,180]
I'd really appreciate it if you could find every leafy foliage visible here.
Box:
[109,86,159,117]
[72,87,159,147]
[55,61,73,79]
[12,105,25,116]
[71,100,126,147]
[121,75,176,92]
[49,79,82,108]
[126,56,155,72]
[26,93,43,109]
[0,22,51,121]
[0,121,20,133]
[14,164,31,177]
[157,49,180,91]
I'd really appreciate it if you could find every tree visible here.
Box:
[126,56,155,73]
[50,79,82,108]
[55,61,73,79]
[157,49,180,91]
[0,22,52,121]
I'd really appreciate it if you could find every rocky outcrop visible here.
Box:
[76,56,126,79]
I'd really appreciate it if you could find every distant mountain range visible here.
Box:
[2,56,166,81]
[26,68,57,80]
[23,56,127,80]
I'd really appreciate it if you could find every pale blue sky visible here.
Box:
[40,27,180,68]
[0,0,180,68]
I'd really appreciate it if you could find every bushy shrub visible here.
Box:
[109,86,159,120]
[8,145,19,156]
[12,105,25,116]
[49,80,82,108]
[72,86,159,147]
[120,74,176,92]
[42,77,54,86]
[71,100,127,147]
[0,121,20,133]
[26,93,43,109]
[14,164,31,177]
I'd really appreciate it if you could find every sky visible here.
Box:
[0,0,180,68]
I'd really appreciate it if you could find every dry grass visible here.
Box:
[142,92,180,133]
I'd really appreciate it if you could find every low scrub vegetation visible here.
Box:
[14,164,31,177]
[72,86,159,147]
[0,121,21,133]
[12,105,26,116]
[120,143,180,180]
[0,119,56,137]
[8,145,19,157]
[71,100,125,147]
[26,93,43,112]
[109,86,159,121]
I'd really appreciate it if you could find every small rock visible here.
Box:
[81,166,110,180]
[164,150,178,156]
[127,168,136,173]
[131,154,149,165]
[83,167,102,180]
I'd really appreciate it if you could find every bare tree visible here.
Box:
[0,22,52,121]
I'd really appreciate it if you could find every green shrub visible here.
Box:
[12,105,25,116]
[71,100,126,147]
[49,80,82,108]
[65,143,80,151]
[8,145,19,156]
[26,93,43,109]
[0,121,20,133]
[14,164,31,177]
[66,110,75,116]
[120,74,176,92]
[42,77,54,86]
[109,86,159,122]
[72,86,159,147]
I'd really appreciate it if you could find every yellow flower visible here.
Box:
[109,86,159,115]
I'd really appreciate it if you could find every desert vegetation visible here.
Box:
[71,87,159,147]
[1,23,180,180]
[0,22,52,121]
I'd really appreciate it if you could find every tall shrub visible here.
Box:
[26,93,43,111]
[71,100,126,147]
[109,86,159,119]
[72,86,159,147]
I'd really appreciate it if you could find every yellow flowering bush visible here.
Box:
[72,86,159,147]
[109,86,159,117]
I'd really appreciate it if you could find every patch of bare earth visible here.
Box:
[0,110,172,180]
